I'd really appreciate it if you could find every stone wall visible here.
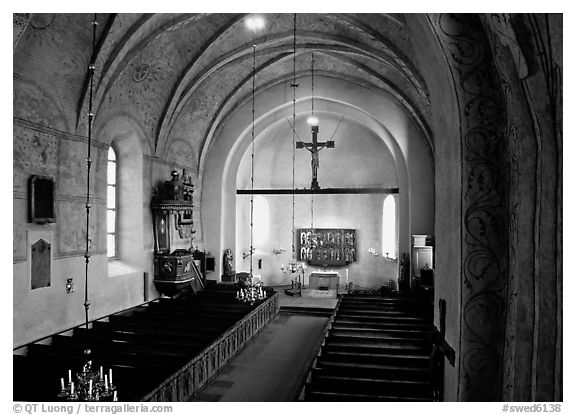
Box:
[408,13,562,402]
[12,116,147,347]
[480,13,563,402]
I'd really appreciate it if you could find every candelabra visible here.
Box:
[281,258,306,275]
[281,258,306,291]
[242,246,255,260]
[58,349,117,401]
[236,275,267,305]
[57,15,118,403]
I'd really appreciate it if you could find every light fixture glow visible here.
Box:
[246,15,265,32]
[306,115,319,126]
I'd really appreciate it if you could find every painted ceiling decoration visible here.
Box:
[34,14,432,166]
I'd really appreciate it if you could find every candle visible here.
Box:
[113,391,118,401]
[60,377,65,391]
[70,382,74,395]
[89,379,93,396]
[346,268,349,283]
[109,369,113,385]
[100,366,103,380]
[104,374,109,390]
[68,370,72,384]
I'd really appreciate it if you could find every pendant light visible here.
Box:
[236,15,266,304]
[57,14,117,401]
[281,13,306,281]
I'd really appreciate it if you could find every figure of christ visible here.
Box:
[297,125,334,190]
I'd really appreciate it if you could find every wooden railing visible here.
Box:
[141,292,280,402]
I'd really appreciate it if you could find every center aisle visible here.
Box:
[191,311,330,401]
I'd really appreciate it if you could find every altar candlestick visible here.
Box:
[113,391,118,401]
[60,377,65,391]
[104,374,109,390]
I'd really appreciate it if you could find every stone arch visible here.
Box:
[94,112,152,157]
[426,14,510,401]
[96,114,146,272]
[200,76,432,281]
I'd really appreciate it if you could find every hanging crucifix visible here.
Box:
[297,125,335,190]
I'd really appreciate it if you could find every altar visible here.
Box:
[305,272,339,298]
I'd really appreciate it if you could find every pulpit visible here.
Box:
[151,169,204,296]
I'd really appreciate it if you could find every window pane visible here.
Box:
[107,161,116,185]
[107,185,116,209]
[107,234,116,258]
[108,147,116,161]
[382,195,397,259]
[107,209,116,234]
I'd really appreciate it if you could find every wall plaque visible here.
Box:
[28,230,52,290]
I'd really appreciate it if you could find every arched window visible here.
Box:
[253,195,270,246]
[382,195,397,260]
[107,146,117,258]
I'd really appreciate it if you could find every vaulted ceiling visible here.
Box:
[14,13,435,172]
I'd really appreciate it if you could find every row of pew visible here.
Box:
[14,284,254,402]
[303,294,434,401]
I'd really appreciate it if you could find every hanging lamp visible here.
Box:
[236,15,266,305]
[57,14,117,401]
[281,13,307,283]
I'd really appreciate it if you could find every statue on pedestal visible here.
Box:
[222,249,235,282]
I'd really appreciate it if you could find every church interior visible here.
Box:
[13,13,562,402]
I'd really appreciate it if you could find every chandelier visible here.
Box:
[280,13,308,284]
[281,260,306,275]
[235,15,268,306]
[57,14,119,401]
[58,349,117,401]
[235,275,266,305]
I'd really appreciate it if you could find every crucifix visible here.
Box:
[297,125,335,190]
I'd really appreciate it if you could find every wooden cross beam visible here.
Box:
[296,125,334,190]
[236,187,399,195]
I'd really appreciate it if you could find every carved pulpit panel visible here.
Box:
[31,238,51,289]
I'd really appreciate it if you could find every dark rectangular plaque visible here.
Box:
[28,175,55,224]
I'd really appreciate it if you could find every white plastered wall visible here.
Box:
[200,75,434,281]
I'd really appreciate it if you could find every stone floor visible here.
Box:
[277,285,339,310]
[191,286,337,402]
